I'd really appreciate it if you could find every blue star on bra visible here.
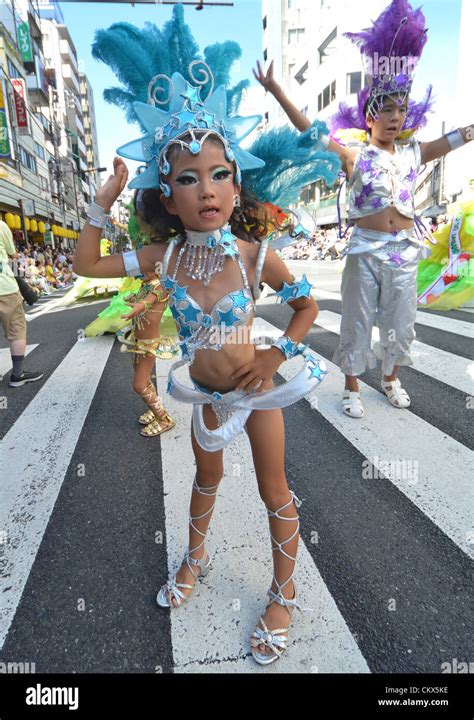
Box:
[172,282,189,303]
[179,303,201,324]
[162,277,176,291]
[232,289,251,311]
[217,307,239,326]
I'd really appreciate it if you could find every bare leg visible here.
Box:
[383,365,400,382]
[344,374,359,391]
[132,353,173,429]
[166,405,224,608]
[246,404,300,658]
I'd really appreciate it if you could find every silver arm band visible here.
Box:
[445,129,465,151]
[253,237,270,300]
[122,249,141,277]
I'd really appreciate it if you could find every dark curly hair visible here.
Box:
[133,132,287,244]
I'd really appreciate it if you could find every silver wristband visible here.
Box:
[87,201,110,228]
[122,249,141,277]
[445,129,465,151]
[271,335,306,360]
[87,216,108,229]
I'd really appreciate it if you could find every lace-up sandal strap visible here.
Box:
[165,578,194,605]
[185,475,220,576]
[265,492,315,613]
[250,618,288,657]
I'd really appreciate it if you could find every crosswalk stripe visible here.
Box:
[255,319,473,560]
[309,287,474,339]
[155,357,370,673]
[312,310,473,395]
[0,345,38,377]
[0,336,114,650]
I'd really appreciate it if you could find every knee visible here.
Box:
[133,379,149,395]
[195,468,224,487]
[258,480,293,511]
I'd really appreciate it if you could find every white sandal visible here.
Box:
[341,390,364,419]
[381,379,411,408]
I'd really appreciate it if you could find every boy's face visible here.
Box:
[367,95,408,142]
[160,139,240,232]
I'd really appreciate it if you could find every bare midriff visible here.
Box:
[189,315,256,393]
[169,238,260,393]
[355,205,414,233]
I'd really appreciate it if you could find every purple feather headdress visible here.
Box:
[331,0,432,136]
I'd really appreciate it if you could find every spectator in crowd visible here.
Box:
[0,220,43,386]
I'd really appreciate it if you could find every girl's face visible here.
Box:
[160,139,240,232]
[367,95,408,142]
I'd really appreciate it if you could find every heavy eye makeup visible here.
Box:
[174,166,233,187]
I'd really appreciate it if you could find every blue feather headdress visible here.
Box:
[92,4,341,209]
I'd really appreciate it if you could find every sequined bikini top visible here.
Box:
[347,138,421,221]
[162,227,257,363]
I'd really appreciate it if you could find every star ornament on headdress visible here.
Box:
[116,67,265,193]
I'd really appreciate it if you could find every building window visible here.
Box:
[263,48,268,61]
[288,28,305,44]
[19,146,37,173]
[35,142,45,161]
[347,71,362,95]
[318,27,337,64]
[288,0,294,7]
[263,15,267,30]
[318,80,336,111]
[39,175,49,191]
[7,57,22,79]
[301,106,308,116]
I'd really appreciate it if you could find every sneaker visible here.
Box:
[9,370,44,387]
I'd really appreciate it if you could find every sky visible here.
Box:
[57,0,462,179]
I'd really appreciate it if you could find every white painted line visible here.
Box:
[0,345,38,376]
[255,319,474,560]
[314,310,473,395]
[156,357,370,673]
[0,336,114,650]
[310,289,474,339]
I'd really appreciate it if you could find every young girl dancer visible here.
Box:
[120,270,176,436]
[255,0,473,418]
[73,56,339,663]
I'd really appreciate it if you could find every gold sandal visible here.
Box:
[139,409,155,425]
[140,410,176,437]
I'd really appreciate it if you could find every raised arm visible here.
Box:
[253,59,356,174]
[73,157,162,278]
[420,125,473,165]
